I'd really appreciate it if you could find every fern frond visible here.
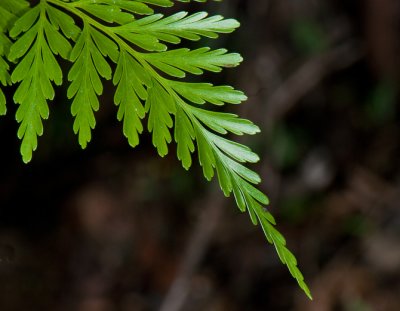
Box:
[145,80,176,156]
[116,11,239,45]
[0,0,29,30]
[67,24,118,148]
[178,109,312,298]
[257,208,311,298]
[171,82,247,105]
[190,107,260,135]
[0,0,29,116]
[1,0,312,298]
[113,49,151,147]
[175,105,195,169]
[144,48,242,78]
[134,0,221,7]
[69,0,149,24]
[0,34,11,116]
[8,2,75,163]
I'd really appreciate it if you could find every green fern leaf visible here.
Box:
[208,134,260,164]
[190,107,260,135]
[0,0,29,115]
[144,47,242,78]
[46,5,80,41]
[175,105,195,169]
[117,11,239,44]
[1,0,312,298]
[8,2,73,163]
[133,0,174,7]
[67,24,118,148]
[0,34,11,116]
[133,0,221,7]
[176,0,222,2]
[173,96,312,297]
[171,82,247,105]
[115,26,167,52]
[0,0,29,31]
[113,50,151,147]
[145,80,176,156]
[70,0,144,24]
[193,125,216,181]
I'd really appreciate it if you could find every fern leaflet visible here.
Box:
[67,24,118,148]
[8,1,73,162]
[0,0,29,115]
[113,49,151,147]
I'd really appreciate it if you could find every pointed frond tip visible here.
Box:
[258,212,313,300]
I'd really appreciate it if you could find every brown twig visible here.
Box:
[265,42,364,128]
[159,186,225,311]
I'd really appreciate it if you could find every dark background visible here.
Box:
[1,0,400,310]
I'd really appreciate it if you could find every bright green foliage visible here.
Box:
[113,49,150,147]
[8,2,75,162]
[146,80,176,156]
[0,34,11,116]
[0,0,311,299]
[0,0,29,115]
[68,24,118,148]
[145,48,243,77]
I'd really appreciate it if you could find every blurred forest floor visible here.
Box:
[0,0,400,310]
